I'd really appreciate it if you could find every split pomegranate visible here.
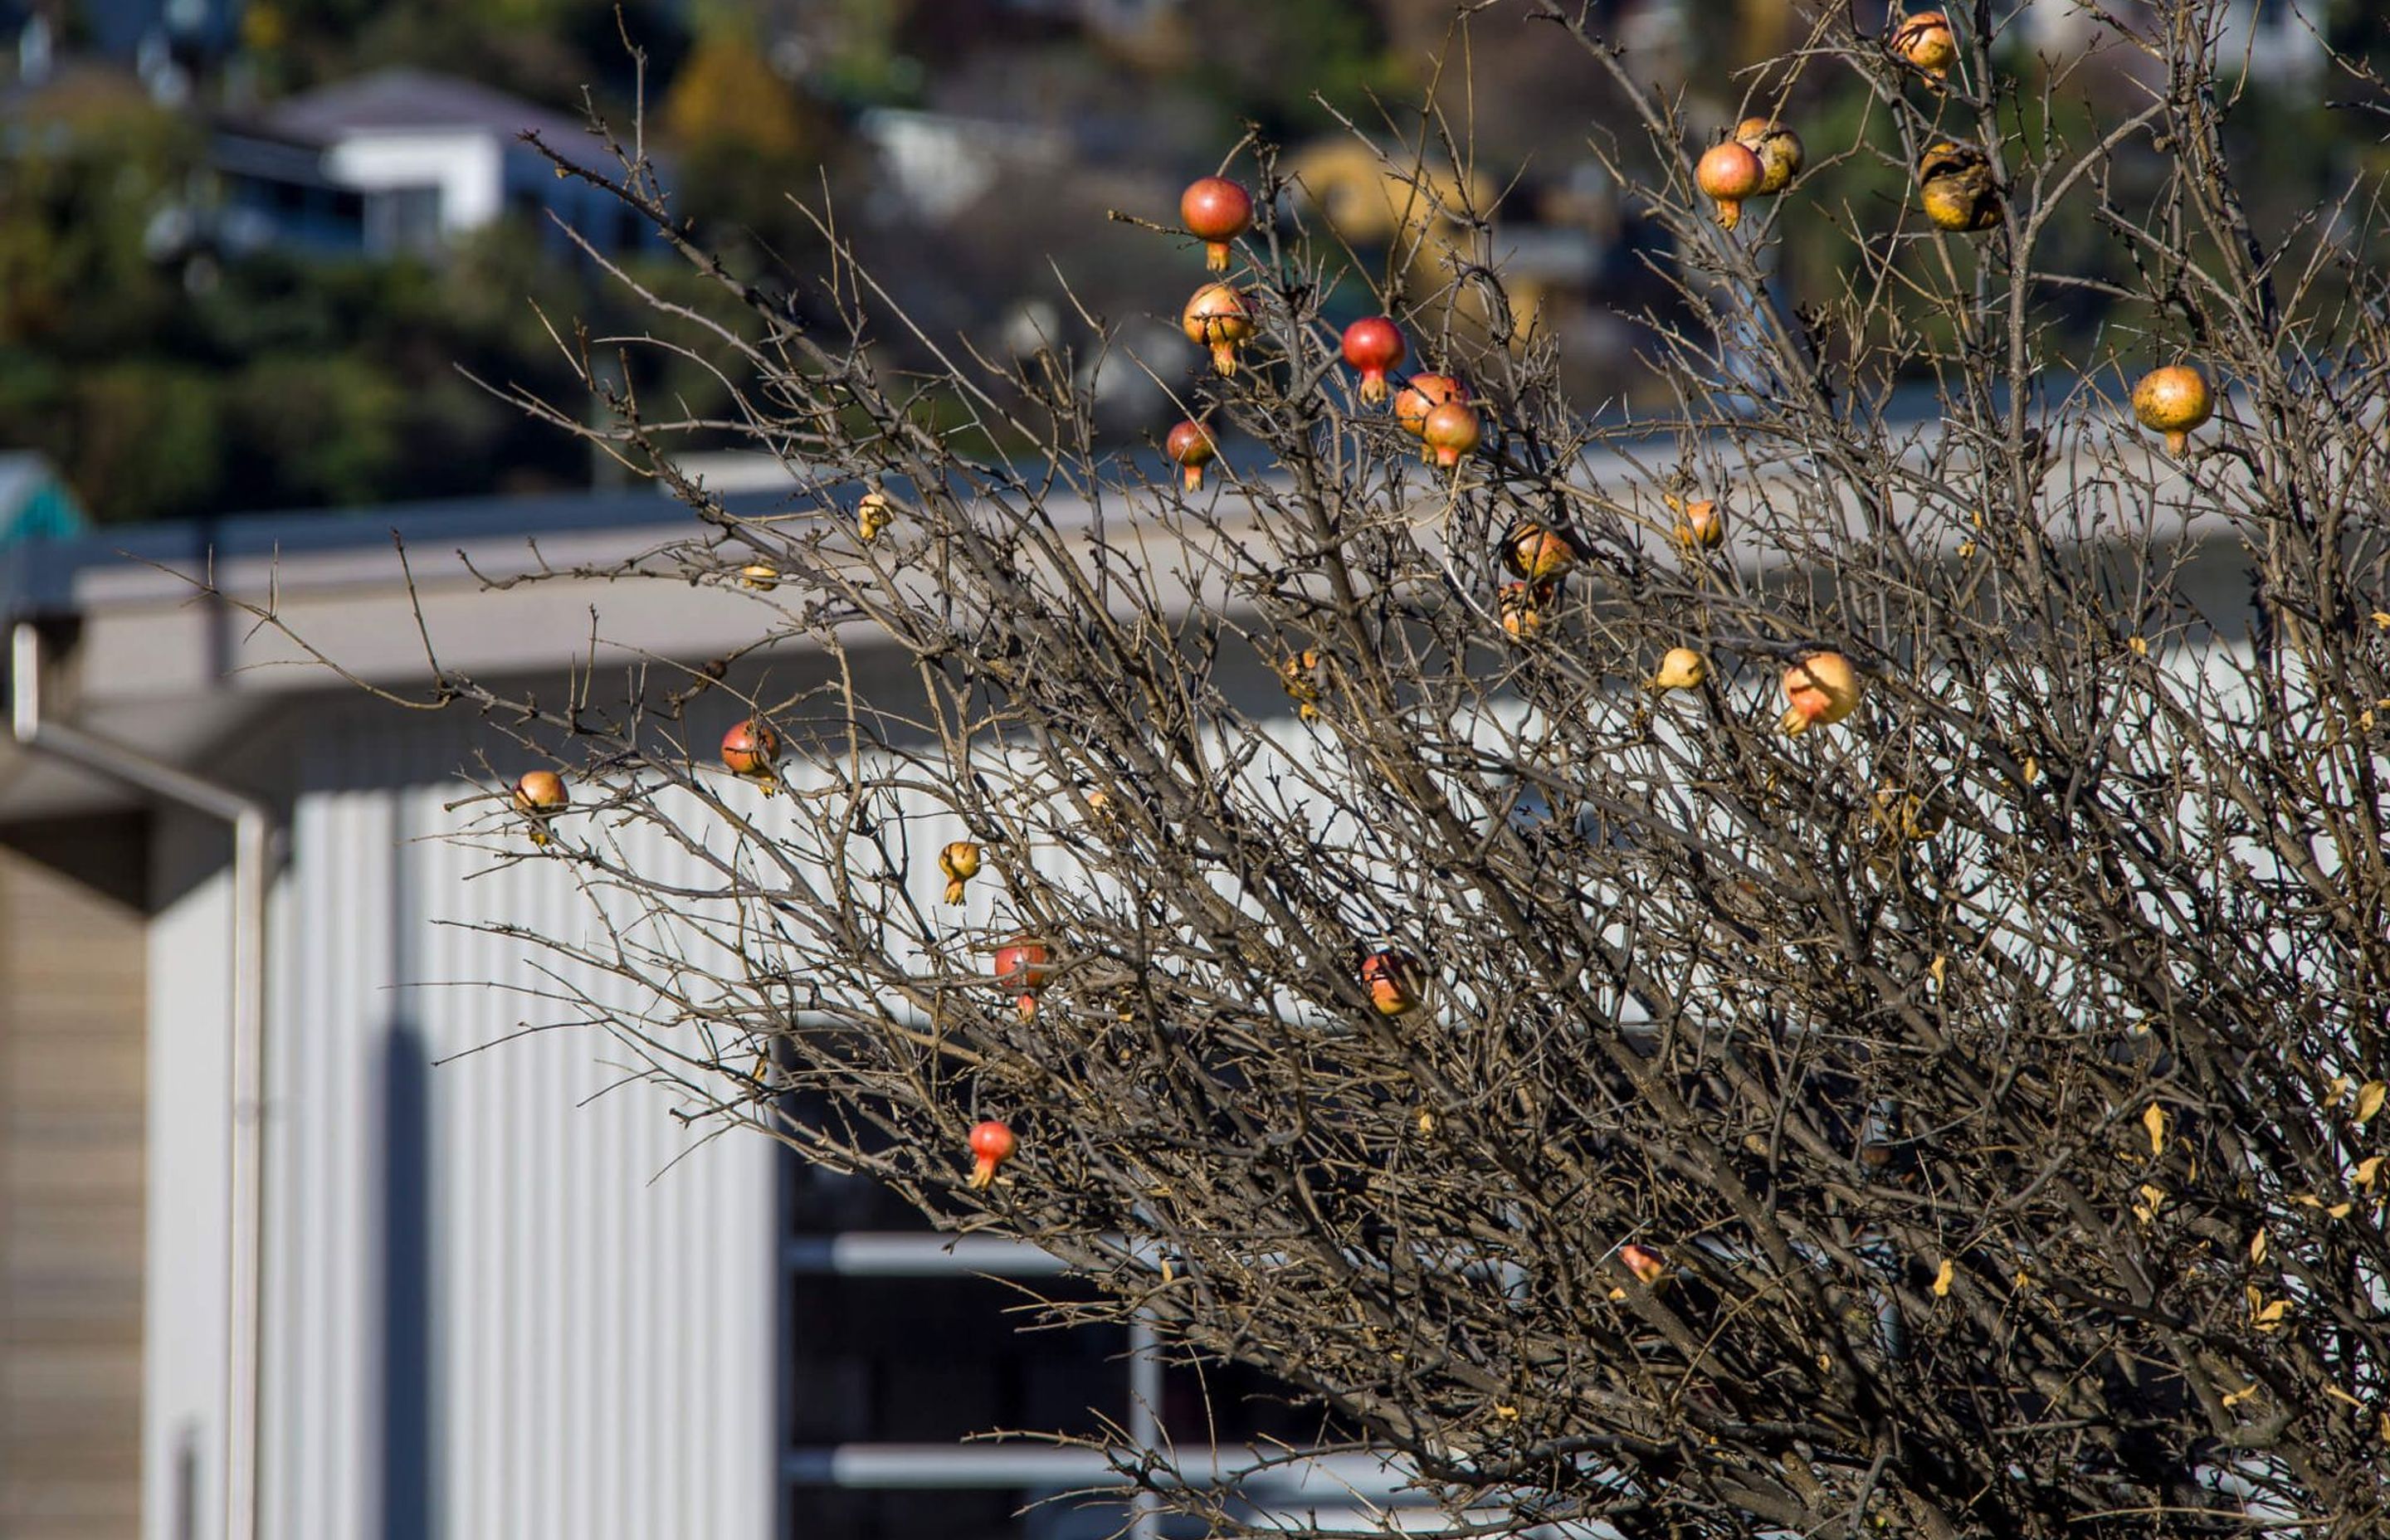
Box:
[1166,420,1218,491]
[1339,317,1406,405]
[1734,118,1804,197]
[1182,283,1257,377]
[1778,652,1861,736]
[1421,402,1480,468]
[1893,10,1956,76]
[1695,140,1766,231]
[994,937,1051,1019]
[1359,948,1423,1017]
[1502,520,1578,583]
[967,1119,1017,1191]
[739,563,781,591]
[720,718,779,783]
[939,841,983,905]
[2132,364,2213,455]
[857,490,893,542]
[1180,176,1252,272]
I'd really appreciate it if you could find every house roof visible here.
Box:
[263,67,604,160]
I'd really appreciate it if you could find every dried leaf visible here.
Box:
[2356,1156,2385,1188]
[2292,1192,2324,1209]
[2143,1103,2169,1156]
[2358,1081,2387,1125]
[2222,1382,2260,1408]
[1932,1259,1955,1297]
[2249,1231,2268,1265]
[2325,1386,2364,1411]
[2328,1201,2354,1220]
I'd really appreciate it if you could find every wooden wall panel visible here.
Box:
[0,843,145,1540]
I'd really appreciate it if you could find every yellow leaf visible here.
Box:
[2253,1299,2290,1330]
[2356,1156,2385,1188]
[2329,1075,2355,1102]
[2329,1201,2354,1220]
[1957,539,1976,558]
[2222,1382,2260,1407]
[2022,755,2041,785]
[1932,1259,1955,1297]
[2250,1231,2268,1265]
[2144,1103,2169,1156]
[2292,1192,2325,1209]
[2012,1269,2033,1290]
[2373,612,2390,630]
[2378,1411,2390,1445]
[2139,1183,2166,1211]
[2129,635,2149,656]
[2325,1386,2364,1410]
[2358,1081,2388,1125]
[1929,954,1949,988]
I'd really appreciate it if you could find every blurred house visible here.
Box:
[195,68,651,260]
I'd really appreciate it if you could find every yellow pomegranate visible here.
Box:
[1893,10,1956,77]
[1671,497,1725,551]
[1734,119,1804,197]
[1651,647,1707,691]
[2132,365,2213,454]
[1919,143,1999,232]
[1695,141,1766,231]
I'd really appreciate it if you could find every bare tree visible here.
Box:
[246,3,2390,1535]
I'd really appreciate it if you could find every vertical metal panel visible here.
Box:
[241,708,774,1540]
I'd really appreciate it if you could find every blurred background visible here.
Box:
[0,0,2380,534]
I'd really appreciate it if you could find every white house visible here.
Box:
[211,69,651,259]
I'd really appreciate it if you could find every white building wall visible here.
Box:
[145,710,778,1540]
[323,132,507,234]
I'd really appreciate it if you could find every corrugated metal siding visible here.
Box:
[256,712,775,1540]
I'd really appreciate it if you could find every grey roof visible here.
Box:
[263,67,599,156]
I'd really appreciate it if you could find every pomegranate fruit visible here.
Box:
[1651,647,1707,691]
[1359,948,1423,1017]
[857,490,893,542]
[1695,140,1766,230]
[1183,283,1257,376]
[1778,652,1861,736]
[1180,176,1252,272]
[1339,317,1406,405]
[2132,364,2213,455]
[1393,374,1470,462]
[1619,1244,1666,1287]
[994,937,1051,1019]
[1672,496,1726,551]
[1166,420,1218,491]
[967,1119,1017,1191]
[1421,401,1480,468]
[512,770,568,846]
[1919,142,1999,232]
[1893,10,1956,77]
[1734,118,1804,197]
[1499,581,1553,642]
[720,718,780,788]
[939,841,983,905]
[1502,520,1579,583]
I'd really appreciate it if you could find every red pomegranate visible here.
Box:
[1893,10,1957,77]
[720,719,779,782]
[1498,581,1554,643]
[1182,283,1258,377]
[967,1119,1017,1190]
[1359,948,1423,1017]
[1180,176,1253,272]
[994,937,1052,1019]
[1695,140,1766,231]
[1340,317,1406,405]
[1167,420,1218,491]
[1393,375,1470,461]
[1421,402,1480,468]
